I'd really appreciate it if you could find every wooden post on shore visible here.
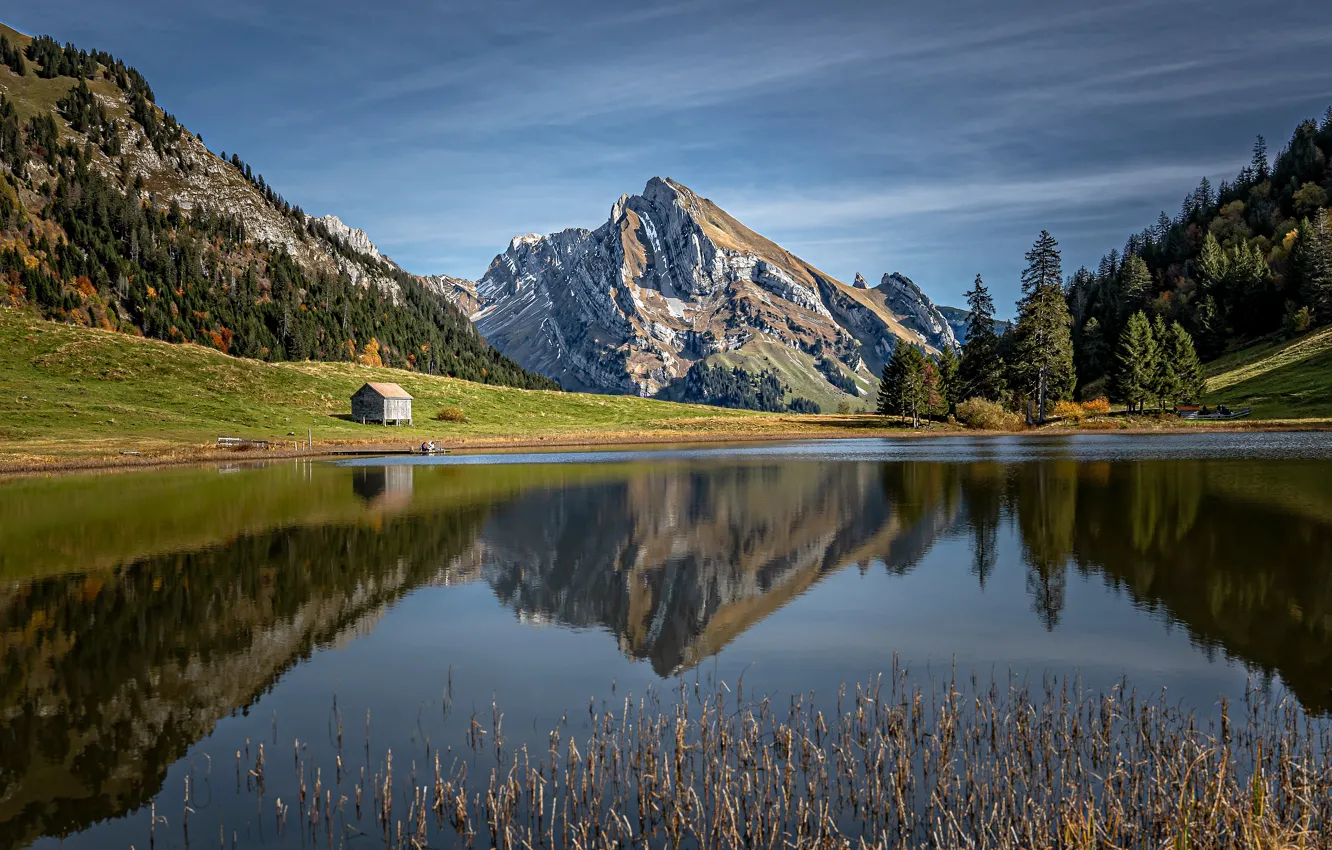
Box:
[308,429,312,451]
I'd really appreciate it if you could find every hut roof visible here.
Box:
[357,382,414,400]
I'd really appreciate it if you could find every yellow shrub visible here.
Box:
[1053,400,1087,422]
[434,406,468,423]
[956,398,1024,431]
[1081,397,1111,415]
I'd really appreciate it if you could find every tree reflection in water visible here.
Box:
[2,452,1331,847]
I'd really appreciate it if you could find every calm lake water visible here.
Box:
[3,433,1332,849]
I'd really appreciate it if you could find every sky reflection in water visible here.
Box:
[3,432,1331,848]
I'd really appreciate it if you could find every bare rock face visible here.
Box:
[455,178,954,399]
[310,214,386,262]
[876,273,958,352]
[422,274,483,315]
[853,272,870,289]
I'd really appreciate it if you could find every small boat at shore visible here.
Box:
[1178,406,1252,421]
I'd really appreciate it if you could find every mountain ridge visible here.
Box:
[445,177,957,410]
[0,21,555,390]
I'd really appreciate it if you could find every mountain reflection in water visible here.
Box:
[1,440,1331,848]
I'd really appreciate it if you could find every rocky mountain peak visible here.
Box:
[510,233,545,251]
[876,273,957,351]
[853,273,870,289]
[439,179,958,408]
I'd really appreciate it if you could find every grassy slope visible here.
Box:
[0,308,901,466]
[1202,326,1332,418]
[710,340,873,413]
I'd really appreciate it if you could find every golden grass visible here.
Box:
[218,670,1331,849]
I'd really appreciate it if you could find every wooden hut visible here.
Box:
[351,382,413,426]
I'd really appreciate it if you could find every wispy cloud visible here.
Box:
[27,0,1332,305]
[719,160,1242,232]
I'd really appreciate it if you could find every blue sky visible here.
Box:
[8,0,1332,314]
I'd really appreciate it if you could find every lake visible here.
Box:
[3,432,1332,849]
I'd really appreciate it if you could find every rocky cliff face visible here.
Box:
[877,273,957,352]
[448,178,956,402]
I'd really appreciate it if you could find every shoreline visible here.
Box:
[2,416,1329,477]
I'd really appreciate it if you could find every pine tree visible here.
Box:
[1010,231,1075,420]
[1119,254,1153,315]
[899,344,928,427]
[1251,135,1269,181]
[963,273,995,342]
[1150,315,1180,412]
[877,355,901,419]
[1194,177,1214,213]
[959,274,1006,401]
[1196,231,1228,294]
[877,342,927,426]
[1113,311,1157,413]
[1194,294,1226,360]
[935,344,960,415]
[1169,322,1206,403]
[1293,210,1332,322]
[1077,316,1109,383]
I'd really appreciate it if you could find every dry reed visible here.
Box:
[231,665,1330,849]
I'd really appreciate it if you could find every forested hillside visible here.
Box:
[1068,108,1332,393]
[0,25,556,390]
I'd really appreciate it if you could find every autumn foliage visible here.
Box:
[356,338,384,368]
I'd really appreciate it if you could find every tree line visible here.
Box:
[1068,109,1332,392]
[673,361,821,413]
[881,106,1332,426]
[878,231,1208,423]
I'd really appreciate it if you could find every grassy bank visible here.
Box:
[0,308,897,469]
[3,309,1328,470]
[1203,325,1332,418]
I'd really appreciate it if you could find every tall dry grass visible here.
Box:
[226,668,1332,850]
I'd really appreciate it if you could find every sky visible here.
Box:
[7,0,1332,315]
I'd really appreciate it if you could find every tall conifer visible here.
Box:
[1150,315,1180,412]
[877,343,928,426]
[1293,210,1332,321]
[1119,254,1153,316]
[959,274,1006,402]
[1169,322,1206,403]
[1113,311,1157,413]
[1010,231,1074,420]
[935,345,960,415]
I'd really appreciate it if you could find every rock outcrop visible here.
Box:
[310,214,388,263]
[446,178,956,402]
[876,273,957,352]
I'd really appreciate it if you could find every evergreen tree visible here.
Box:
[1010,231,1075,420]
[1113,311,1157,413]
[1292,210,1332,322]
[935,344,960,415]
[1150,315,1180,412]
[1168,322,1206,403]
[963,273,995,342]
[1193,294,1226,360]
[877,342,927,426]
[1076,316,1109,384]
[1119,254,1153,316]
[1251,135,1269,180]
[878,354,899,419]
[1196,231,1228,293]
[959,274,1006,401]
